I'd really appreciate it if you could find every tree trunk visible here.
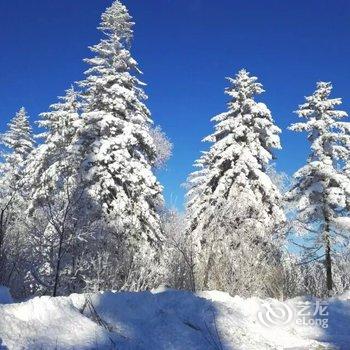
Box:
[189,257,196,292]
[52,233,64,297]
[0,208,5,251]
[324,219,333,295]
[0,208,6,283]
[203,252,213,290]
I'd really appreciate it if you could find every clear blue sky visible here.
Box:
[1,0,349,210]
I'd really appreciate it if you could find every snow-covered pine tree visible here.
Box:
[24,87,91,296]
[186,69,285,296]
[0,107,34,287]
[78,1,164,242]
[30,86,81,202]
[37,87,80,143]
[72,1,166,289]
[0,107,34,186]
[185,151,210,221]
[287,81,350,296]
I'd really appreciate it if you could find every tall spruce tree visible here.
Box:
[56,1,168,292]
[0,107,34,285]
[288,82,350,295]
[78,1,163,243]
[1,107,34,184]
[25,88,89,296]
[186,151,210,220]
[30,87,81,204]
[0,106,34,216]
[186,70,284,295]
[76,1,164,246]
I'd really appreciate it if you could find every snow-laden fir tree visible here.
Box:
[185,151,210,220]
[0,107,34,186]
[29,87,81,203]
[287,82,350,295]
[71,1,167,290]
[24,87,93,296]
[77,1,164,242]
[186,69,285,296]
[37,87,80,143]
[0,107,34,286]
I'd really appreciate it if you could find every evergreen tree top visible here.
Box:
[224,69,264,103]
[1,107,34,158]
[291,82,347,133]
[38,86,80,138]
[98,1,134,43]
[290,82,349,161]
[204,69,281,161]
[296,82,346,120]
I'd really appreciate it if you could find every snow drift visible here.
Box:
[0,287,349,349]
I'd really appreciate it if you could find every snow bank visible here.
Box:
[332,216,350,232]
[0,288,349,349]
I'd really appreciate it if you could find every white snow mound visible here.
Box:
[0,289,349,349]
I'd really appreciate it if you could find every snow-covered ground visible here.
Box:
[0,286,349,349]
